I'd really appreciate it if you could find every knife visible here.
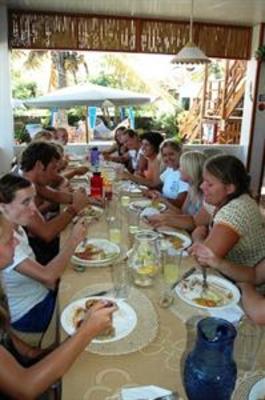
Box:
[170,267,196,291]
[84,289,113,298]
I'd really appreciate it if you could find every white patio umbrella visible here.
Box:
[25,83,152,108]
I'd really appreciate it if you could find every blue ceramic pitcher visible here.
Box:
[184,317,237,400]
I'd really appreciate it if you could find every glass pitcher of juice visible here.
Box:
[128,230,161,287]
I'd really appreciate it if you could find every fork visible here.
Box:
[201,265,208,294]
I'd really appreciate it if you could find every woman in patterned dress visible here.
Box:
[190,154,265,267]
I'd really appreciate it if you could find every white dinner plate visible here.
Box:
[119,181,142,195]
[68,161,83,168]
[68,154,85,162]
[71,176,89,183]
[158,230,192,251]
[61,297,137,343]
[248,377,265,400]
[129,199,167,213]
[73,205,103,223]
[71,238,120,267]
[175,274,241,310]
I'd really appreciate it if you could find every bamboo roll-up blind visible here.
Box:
[9,10,252,60]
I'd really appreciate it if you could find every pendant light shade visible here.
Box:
[171,0,211,65]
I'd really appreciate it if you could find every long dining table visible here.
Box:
[58,184,265,400]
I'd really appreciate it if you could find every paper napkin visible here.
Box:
[121,385,172,400]
[209,304,244,326]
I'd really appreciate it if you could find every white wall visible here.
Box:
[240,25,260,162]
[0,5,14,174]
[247,25,265,196]
[14,143,245,162]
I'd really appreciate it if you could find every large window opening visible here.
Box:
[11,50,246,146]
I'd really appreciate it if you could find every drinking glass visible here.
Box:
[101,166,116,183]
[115,164,125,181]
[162,248,179,284]
[158,247,182,308]
[105,196,116,223]
[234,317,264,371]
[121,195,131,208]
[108,217,122,244]
[127,208,140,248]
[111,260,130,299]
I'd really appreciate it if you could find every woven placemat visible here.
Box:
[232,371,265,399]
[70,283,159,356]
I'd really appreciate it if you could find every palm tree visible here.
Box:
[12,50,89,92]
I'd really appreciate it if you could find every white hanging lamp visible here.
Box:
[171,0,211,65]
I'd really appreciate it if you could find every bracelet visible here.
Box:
[65,206,77,217]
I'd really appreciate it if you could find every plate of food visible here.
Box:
[158,230,192,252]
[73,205,103,222]
[129,199,167,213]
[71,239,120,267]
[119,181,142,196]
[175,274,241,309]
[248,377,265,400]
[60,297,137,343]
[68,154,85,162]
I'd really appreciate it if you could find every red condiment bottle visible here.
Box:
[90,171,103,198]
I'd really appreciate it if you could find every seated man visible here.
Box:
[18,142,92,264]
[55,127,88,176]
[32,135,89,184]
[50,141,89,188]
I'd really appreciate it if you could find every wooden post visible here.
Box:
[200,64,208,143]
[84,106,89,144]
[221,60,229,119]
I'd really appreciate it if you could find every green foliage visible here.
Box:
[91,54,149,94]
[90,73,118,88]
[255,45,265,61]
[151,111,181,139]
[68,107,84,125]
[14,126,31,144]
[209,61,223,79]
[12,81,38,99]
